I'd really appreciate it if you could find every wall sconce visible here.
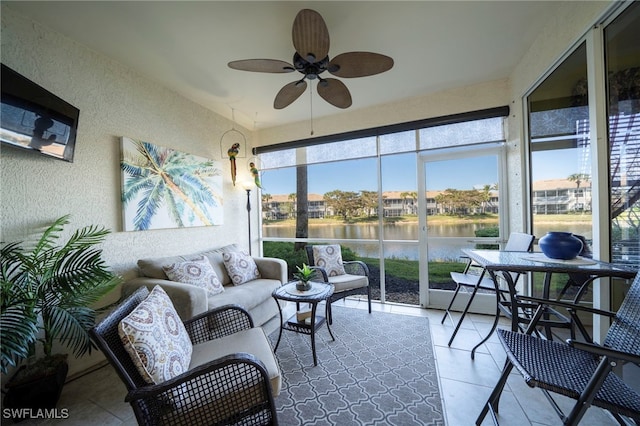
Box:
[241,181,254,255]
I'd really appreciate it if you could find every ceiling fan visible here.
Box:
[228,9,394,110]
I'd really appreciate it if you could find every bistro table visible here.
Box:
[462,249,637,358]
[272,281,335,366]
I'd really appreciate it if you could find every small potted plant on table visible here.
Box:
[1,215,121,417]
[294,264,315,291]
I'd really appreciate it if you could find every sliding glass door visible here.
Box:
[419,143,506,311]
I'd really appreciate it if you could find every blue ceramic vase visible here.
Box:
[538,232,583,260]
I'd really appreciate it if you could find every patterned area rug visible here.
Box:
[268,306,444,425]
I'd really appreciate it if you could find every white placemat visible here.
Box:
[523,253,597,265]
[284,282,326,296]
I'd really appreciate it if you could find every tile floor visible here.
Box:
[2,299,628,425]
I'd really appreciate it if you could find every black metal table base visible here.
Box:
[273,287,335,366]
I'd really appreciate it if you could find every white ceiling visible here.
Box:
[5,1,569,130]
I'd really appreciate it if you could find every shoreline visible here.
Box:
[263,215,593,228]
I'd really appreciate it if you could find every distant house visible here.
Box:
[264,179,590,219]
[532,178,592,214]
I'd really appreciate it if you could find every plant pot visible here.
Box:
[296,281,312,291]
[539,232,583,260]
[3,355,68,421]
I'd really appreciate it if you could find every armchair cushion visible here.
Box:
[312,244,346,276]
[223,251,261,285]
[162,255,224,297]
[190,327,281,396]
[327,273,369,292]
[119,286,193,385]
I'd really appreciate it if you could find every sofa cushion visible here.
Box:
[223,251,261,285]
[312,245,346,276]
[190,327,281,396]
[206,278,281,312]
[198,244,241,285]
[162,255,225,297]
[119,286,193,385]
[137,244,240,285]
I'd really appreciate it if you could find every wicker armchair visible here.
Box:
[90,287,279,426]
[305,244,371,324]
[477,272,640,426]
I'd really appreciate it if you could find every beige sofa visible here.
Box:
[122,244,287,326]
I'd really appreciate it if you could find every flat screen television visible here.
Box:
[1,64,80,162]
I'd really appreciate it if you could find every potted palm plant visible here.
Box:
[1,215,121,414]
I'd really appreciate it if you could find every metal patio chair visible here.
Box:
[476,271,640,426]
[441,232,535,348]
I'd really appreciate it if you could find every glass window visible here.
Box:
[605,2,640,267]
[260,110,506,306]
[527,43,592,299]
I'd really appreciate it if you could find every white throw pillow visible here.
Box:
[163,255,224,297]
[313,245,346,276]
[119,286,193,385]
[222,251,261,285]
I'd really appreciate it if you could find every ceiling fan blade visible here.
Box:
[274,80,308,109]
[228,59,294,73]
[329,52,394,78]
[292,9,330,63]
[317,78,352,109]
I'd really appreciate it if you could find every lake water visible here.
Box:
[263,222,593,261]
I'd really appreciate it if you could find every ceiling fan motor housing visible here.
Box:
[293,53,337,80]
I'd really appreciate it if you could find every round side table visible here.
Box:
[272,281,335,366]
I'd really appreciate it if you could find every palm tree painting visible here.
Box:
[121,137,223,231]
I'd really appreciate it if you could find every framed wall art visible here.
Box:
[120,137,223,231]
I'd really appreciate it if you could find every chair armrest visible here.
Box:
[122,277,208,321]
[568,340,640,365]
[125,353,274,423]
[253,256,287,284]
[344,260,369,277]
[183,304,254,344]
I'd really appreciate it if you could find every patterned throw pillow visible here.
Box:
[313,245,346,277]
[119,286,193,385]
[162,255,224,297]
[222,251,261,285]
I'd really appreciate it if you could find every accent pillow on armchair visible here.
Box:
[312,244,346,277]
[118,286,193,385]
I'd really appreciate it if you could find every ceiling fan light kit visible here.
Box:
[228,9,394,111]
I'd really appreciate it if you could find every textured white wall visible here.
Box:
[1,6,260,376]
[1,5,259,276]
